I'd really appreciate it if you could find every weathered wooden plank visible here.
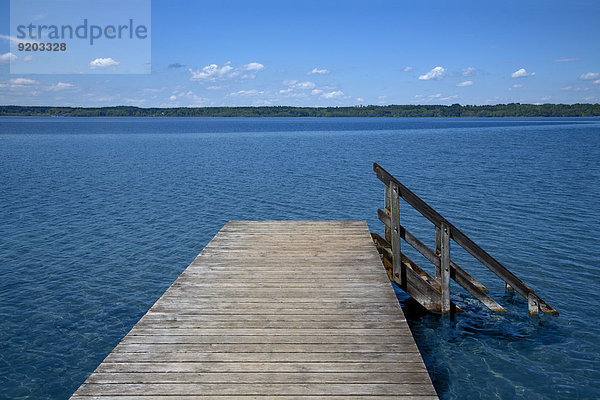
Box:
[147,307,403,315]
[74,382,437,396]
[439,222,451,314]
[153,299,403,307]
[168,282,393,288]
[178,274,386,280]
[95,361,429,373]
[133,320,410,330]
[120,335,417,345]
[85,371,431,384]
[116,342,420,351]
[127,328,413,336]
[71,221,436,399]
[104,351,427,363]
[72,396,438,400]
[97,361,427,373]
[384,182,392,243]
[390,182,402,282]
[434,225,441,278]
[139,313,405,322]
[153,297,400,306]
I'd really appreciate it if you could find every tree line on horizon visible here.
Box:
[1,103,599,117]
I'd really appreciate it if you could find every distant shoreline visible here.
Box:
[1,104,599,118]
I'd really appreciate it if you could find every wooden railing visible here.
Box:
[372,162,558,316]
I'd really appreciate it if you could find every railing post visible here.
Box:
[384,184,392,243]
[434,225,441,279]
[528,293,540,316]
[390,183,402,283]
[440,222,451,314]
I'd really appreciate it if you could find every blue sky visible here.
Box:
[1,0,599,107]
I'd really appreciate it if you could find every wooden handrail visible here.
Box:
[373,162,557,316]
[377,209,505,313]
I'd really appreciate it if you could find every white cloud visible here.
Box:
[3,77,39,90]
[230,89,264,96]
[206,86,223,90]
[9,78,37,85]
[511,68,535,78]
[560,86,587,92]
[189,61,265,82]
[280,80,316,95]
[295,81,316,89]
[90,57,120,69]
[0,52,17,65]
[414,94,439,103]
[594,80,600,85]
[418,66,446,80]
[439,95,458,101]
[356,97,364,102]
[48,82,75,91]
[252,99,272,106]
[540,96,551,101]
[189,62,233,81]
[0,34,37,45]
[167,90,209,105]
[462,67,476,77]
[311,89,323,95]
[402,66,414,72]
[579,72,600,80]
[23,55,33,62]
[553,58,580,63]
[308,68,329,75]
[508,83,523,91]
[321,90,344,99]
[242,62,265,71]
[457,81,473,87]
[124,98,147,106]
[413,93,457,103]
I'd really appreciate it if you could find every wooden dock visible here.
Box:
[71,220,437,399]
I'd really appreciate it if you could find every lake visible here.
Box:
[0,117,598,399]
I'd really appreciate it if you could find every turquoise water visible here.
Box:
[0,117,598,399]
